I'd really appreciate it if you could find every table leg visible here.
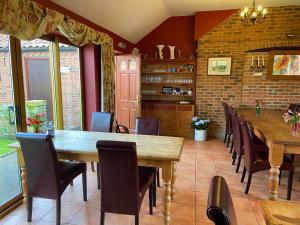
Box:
[162,161,172,225]
[17,148,28,206]
[171,162,177,200]
[268,143,284,200]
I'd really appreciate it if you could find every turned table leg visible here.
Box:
[162,162,172,225]
[17,148,28,206]
[268,143,284,200]
[171,162,177,200]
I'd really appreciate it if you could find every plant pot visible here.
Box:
[194,129,207,141]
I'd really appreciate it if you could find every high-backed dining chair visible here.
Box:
[96,140,155,225]
[16,133,87,225]
[207,176,237,225]
[222,102,233,148]
[230,109,268,173]
[240,121,294,200]
[135,117,160,205]
[288,103,300,112]
[90,112,114,189]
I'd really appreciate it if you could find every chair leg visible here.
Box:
[236,154,242,173]
[149,184,153,215]
[241,167,246,183]
[82,170,87,201]
[100,211,105,225]
[226,134,231,147]
[230,141,234,153]
[287,170,294,200]
[279,170,282,185]
[156,169,160,187]
[91,162,95,172]
[232,151,237,165]
[224,133,228,143]
[245,173,252,194]
[97,163,101,190]
[153,175,157,207]
[56,198,61,225]
[135,215,139,225]
[27,196,33,222]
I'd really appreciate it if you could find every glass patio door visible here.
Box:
[0,34,22,213]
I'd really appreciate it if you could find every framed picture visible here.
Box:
[208,57,231,75]
[267,50,300,80]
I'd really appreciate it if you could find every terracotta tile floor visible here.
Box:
[1,139,300,225]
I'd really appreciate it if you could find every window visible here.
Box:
[59,43,82,130]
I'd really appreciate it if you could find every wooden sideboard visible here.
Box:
[142,102,194,138]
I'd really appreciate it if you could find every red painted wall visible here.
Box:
[34,0,134,53]
[136,16,196,59]
[82,44,101,130]
[194,9,237,40]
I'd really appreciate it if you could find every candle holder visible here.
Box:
[250,55,265,75]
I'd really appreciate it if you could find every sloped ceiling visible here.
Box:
[51,0,300,43]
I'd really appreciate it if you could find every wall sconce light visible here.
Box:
[250,55,265,76]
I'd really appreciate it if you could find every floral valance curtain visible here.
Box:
[0,0,114,112]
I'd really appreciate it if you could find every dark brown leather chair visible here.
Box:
[230,109,268,173]
[90,112,114,189]
[240,121,294,200]
[222,102,233,148]
[288,103,300,112]
[96,140,155,225]
[207,176,237,225]
[136,117,160,205]
[16,133,87,225]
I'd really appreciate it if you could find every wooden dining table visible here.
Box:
[239,108,300,200]
[9,130,184,225]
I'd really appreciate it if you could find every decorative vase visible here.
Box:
[168,45,176,60]
[292,123,299,136]
[194,129,207,141]
[156,45,165,60]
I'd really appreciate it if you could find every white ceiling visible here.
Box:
[51,0,300,43]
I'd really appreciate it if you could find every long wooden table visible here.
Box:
[9,130,184,225]
[261,200,300,224]
[239,109,300,200]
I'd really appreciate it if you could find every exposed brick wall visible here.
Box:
[196,6,300,138]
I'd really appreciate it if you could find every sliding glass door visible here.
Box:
[0,34,22,213]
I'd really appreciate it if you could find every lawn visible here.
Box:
[0,138,15,155]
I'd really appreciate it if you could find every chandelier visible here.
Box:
[240,0,267,24]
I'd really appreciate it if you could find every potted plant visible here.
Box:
[282,109,300,136]
[27,112,46,133]
[191,116,210,141]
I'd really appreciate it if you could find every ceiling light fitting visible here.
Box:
[240,0,267,25]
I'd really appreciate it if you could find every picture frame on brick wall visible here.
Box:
[207,57,231,75]
[267,50,300,80]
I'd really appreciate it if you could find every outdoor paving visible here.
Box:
[0,151,21,205]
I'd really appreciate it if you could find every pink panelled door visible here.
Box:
[115,55,141,133]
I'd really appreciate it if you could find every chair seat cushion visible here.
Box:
[58,161,86,191]
[138,166,156,200]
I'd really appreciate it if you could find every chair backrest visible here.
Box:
[96,140,139,215]
[207,176,237,225]
[91,112,114,132]
[16,133,59,199]
[230,108,243,155]
[240,121,256,171]
[135,117,160,135]
[222,102,230,133]
[288,103,300,112]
